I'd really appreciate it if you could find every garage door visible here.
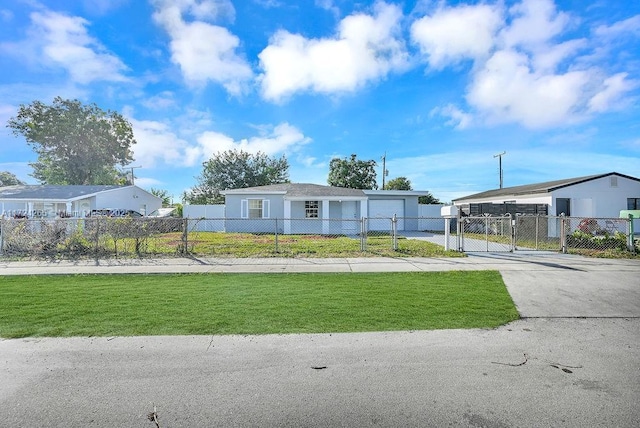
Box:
[368,200,405,231]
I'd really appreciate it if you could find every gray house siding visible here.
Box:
[220,184,429,234]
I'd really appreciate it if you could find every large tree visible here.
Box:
[384,176,412,190]
[0,171,26,186]
[184,149,290,204]
[327,154,377,189]
[7,97,135,185]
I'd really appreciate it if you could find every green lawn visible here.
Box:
[0,272,519,338]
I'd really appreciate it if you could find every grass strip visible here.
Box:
[0,272,518,338]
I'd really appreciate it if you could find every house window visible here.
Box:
[242,199,270,219]
[305,201,319,218]
[628,198,640,210]
[248,199,263,218]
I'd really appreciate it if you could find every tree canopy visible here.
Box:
[382,175,441,203]
[327,154,377,189]
[183,149,290,204]
[0,171,26,187]
[7,97,135,185]
[419,192,441,204]
[384,176,412,190]
[150,188,172,207]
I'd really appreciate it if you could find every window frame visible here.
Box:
[305,200,319,218]
[628,198,640,210]
[241,199,270,219]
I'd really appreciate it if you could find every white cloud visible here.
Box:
[410,3,502,69]
[258,2,409,102]
[2,10,128,84]
[128,117,194,167]
[140,91,176,110]
[152,0,252,95]
[414,0,637,130]
[499,0,569,49]
[466,50,591,128]
[430,104,473,129]
[594,14,640,39]
[128,109,311,169]
[195,122,311,159]
[588,73,637,113]
[315,0,340,19]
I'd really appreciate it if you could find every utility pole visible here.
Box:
[381,152,388,189]
[493,152,506,189]
[127,165,142,185]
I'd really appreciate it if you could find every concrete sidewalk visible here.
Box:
[1,251,638,274]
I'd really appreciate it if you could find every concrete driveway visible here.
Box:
[1,254,639,427]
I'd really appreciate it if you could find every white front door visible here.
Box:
[341,201,358,234]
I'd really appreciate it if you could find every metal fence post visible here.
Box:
[507,213,514,252]
[392,216,397,250]
[628,214,635,253]
[485,214,489,252]
[274,218,279,253]
[182,218,188,254]
[560,214,567,254]
[360,217,366,252]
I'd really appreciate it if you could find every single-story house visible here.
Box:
[452,172,640,219]
[0,185,162,218]
[221,183,429,234]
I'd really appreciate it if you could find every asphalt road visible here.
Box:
[1,253,639,427]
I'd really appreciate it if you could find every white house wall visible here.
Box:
[183,205,225,232]
[417,204,446,232]
[94,186,161,215]
[550,175,640,218]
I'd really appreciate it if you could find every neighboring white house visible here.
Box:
[221,183,429,233]
[453,172,640,220]
[0,185,162,218]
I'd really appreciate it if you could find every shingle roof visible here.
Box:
[222,183,366,198]
[453,172,640,202]
[0,185,126,200]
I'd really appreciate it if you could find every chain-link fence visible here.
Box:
[562,216,633,254]
[0,217,392,259]
[1,215,635,259]
[0,217,186,259]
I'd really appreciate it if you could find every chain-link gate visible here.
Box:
[458,214,513,252]
[513,215,562,251]
[461,214,634,254]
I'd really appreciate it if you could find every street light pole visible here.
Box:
[493,152,506,189]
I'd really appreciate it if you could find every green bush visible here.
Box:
[567,230,628,251]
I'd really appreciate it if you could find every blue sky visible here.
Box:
[1,0,639,203]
